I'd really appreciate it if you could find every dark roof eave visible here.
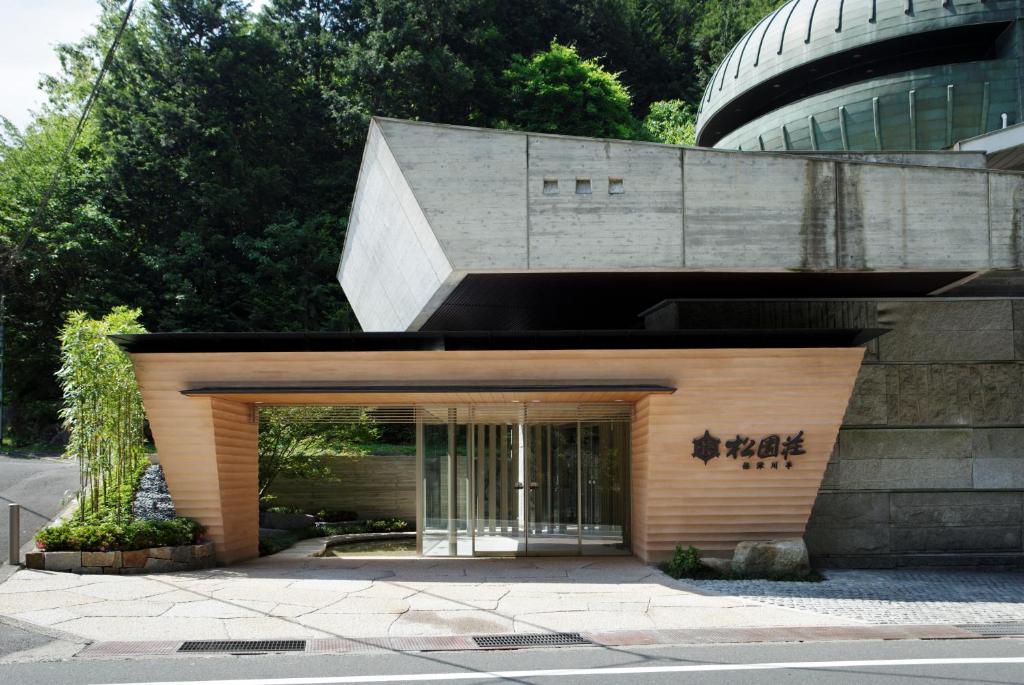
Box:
[180,383,677,397]
[109,329,887,354]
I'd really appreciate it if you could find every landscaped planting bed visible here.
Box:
[25,542,214,574]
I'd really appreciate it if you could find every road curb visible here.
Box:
[74,624,994,659]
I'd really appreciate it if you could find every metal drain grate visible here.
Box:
[958,623,1024,637]
[178,640,307,653]
[472,632,591,649]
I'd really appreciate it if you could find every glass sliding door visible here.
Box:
[421,409,472,556]
[524,422,580,555]
[580,421,631,554]
[418,403,631,557]
[471,422,523,555]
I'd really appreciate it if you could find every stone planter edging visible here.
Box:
[316,531,415,556]
[24,541,215,574]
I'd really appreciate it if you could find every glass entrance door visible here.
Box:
[419,404,630,557]
[471,420,587,556]
[523,422,579,555]
[471,423,523,555]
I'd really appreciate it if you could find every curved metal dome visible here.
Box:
[695,0,1024,151]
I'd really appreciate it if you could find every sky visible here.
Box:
[0,0,269,131]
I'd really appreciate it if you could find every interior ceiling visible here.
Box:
[420,272,975,332]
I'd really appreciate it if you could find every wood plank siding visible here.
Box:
[130,347,864,564]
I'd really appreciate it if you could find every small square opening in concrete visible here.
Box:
[608,177,624,194]
[575,178,592,195]
[542,178,559,195]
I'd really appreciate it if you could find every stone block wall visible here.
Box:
[25,542,215,574]
[646,297,1024,567]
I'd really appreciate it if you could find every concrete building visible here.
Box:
[696,0,1024,155]
[332,116,1024,568]
[114,3,1024,569]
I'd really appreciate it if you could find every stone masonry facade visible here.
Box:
[645,298,1024,568]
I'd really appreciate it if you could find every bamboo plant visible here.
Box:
[57,307,147,523]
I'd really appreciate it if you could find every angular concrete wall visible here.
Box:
[647,298,1024,567]
[342,119,1024,331]
[339,120,458,332]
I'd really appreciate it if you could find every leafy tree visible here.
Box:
[642,99,696,145]
[258,407,380,497]
[1,0,786,445]
[688,0,788,87]
[0,110,140,442]
[499,41,640,139]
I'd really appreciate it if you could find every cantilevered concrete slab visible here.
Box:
[340,118,1024,332]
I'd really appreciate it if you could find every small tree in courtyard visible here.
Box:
[258,407,380,498]
[57,307,147,523]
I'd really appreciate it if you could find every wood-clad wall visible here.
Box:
[271,454,416,520]
[130,347,864,564]
[630,397,651,560]
[210,398,259,563]
[632,350,864,562]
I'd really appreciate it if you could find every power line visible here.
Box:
[2,0,136,280]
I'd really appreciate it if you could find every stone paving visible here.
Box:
[686,569,1024,625]
[0,543,855,642]
[3,542,1023,643]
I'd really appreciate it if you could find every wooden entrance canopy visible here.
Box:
[114,330,874,565]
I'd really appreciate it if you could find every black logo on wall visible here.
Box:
[692,430,806,470]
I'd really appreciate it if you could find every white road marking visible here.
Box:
[97,656,1024,684]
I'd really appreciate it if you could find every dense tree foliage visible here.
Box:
[500,42,639,139]
[642,99,697,146]
[258,406,379,497]
[0,0,783,444]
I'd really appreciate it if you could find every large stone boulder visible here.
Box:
[731,538,811,577]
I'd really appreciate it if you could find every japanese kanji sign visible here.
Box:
[691,430,806,471]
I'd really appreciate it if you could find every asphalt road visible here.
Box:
[2,637,1023,684]
[0,452,77,571]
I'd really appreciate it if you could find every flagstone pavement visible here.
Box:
[0,541,858,641]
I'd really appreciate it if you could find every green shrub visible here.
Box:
[367,518,408,533]
[36,517,205,552]
[666,545,703,578]
[263,505,306,515]
[659,543,824,582]
[315,509,358,522]
[319,518,409,536]
[123,518,205,549]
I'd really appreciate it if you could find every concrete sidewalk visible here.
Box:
[0,543,859,642]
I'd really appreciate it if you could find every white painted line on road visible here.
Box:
[96,656,1024,684]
